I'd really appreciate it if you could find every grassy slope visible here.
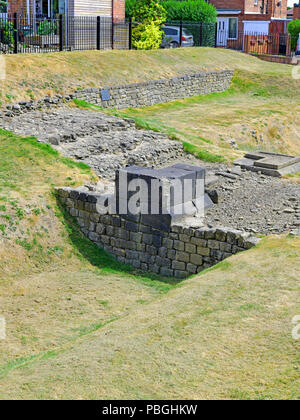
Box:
[0,130,177,393]
[0,130,299,400]
[0,49,299,399]
[1,47,296,103]
[1,235,299,400]
[97,64,300,160]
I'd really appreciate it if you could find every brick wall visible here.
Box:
[112,0,125,20]
[210,0,287,19]
[293,3,300,19]
[8,0,26,14]
[211,0,245,11]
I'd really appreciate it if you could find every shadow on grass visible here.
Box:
[54,193,182,293]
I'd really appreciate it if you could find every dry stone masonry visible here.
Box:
[0,70,233,117]
[57,180,260,279]
[73,70,234,109]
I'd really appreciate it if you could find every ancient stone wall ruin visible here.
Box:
[73,70,234,109]
[57,186,260,279]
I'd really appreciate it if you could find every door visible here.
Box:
[217,18,229,47]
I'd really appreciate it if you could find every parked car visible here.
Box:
[161,26,194,48]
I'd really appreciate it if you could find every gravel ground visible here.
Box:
[1,106,300,235]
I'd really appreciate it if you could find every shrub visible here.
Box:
[131,0,166,50]
[126,0,217,23]
[132,21,164,49]
[132,0,167,23]
[288,19,300,51]
[162,0,217,23]
[37,20,57,36]
[0,18,13,45]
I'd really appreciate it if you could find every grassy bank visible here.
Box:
[1,47,297,104]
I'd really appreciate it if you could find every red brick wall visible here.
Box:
[210,0,245,12]
[8,0,26,14]
[210,0,287,18]
[112,0,125,20]
[293,3,300,19]
[245,0,264,14]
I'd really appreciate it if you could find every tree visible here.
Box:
[288,19,300,51]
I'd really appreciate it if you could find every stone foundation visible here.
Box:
[57,186,260,278]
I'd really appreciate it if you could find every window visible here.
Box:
[228,18,238,39]
[163,28,178,36]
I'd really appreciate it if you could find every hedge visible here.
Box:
[126,0,217,23]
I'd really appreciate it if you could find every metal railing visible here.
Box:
[0,14,293,57]
[0,14,128,53]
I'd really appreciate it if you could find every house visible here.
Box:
[7,0,125,20]
[209,0,289,46]
[287,2,300,20]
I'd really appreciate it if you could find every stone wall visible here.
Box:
[57,187,260,278]
[2,70,233,116]
[73,70,234,109]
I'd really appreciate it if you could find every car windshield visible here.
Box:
[183,29,193,36]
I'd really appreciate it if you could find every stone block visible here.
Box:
[143,233,153,245]
[191,237,207,247]
[190,254,203,266]
[130,232,142,243]
[187,263,197,274]
[174,270,188,279]
[197,247,210,257]
[146,245,157,256]
[160,267,174,277]
[208,240,220,250]
[174,240,184,251]
[185,243,196,254]
[162,238,173,249]
[176,251,190,263]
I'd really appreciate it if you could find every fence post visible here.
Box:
[97,16,101,50]
[199,22,203,47]
[13,13,18,54]
[111,16,114,50]
[129,17,132,50]
[214,22,218,48]
[59,14,63,52]
[179,20,183,47]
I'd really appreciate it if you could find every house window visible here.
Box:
[228,18,238,39]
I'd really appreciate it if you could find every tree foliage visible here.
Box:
[126,0,217,23]
[288,19,300,51]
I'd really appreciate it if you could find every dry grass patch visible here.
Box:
[0,47,296,104]
[0,236,299,399]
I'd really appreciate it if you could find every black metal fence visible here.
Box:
[0,13,292,56]
[0,14,129,53]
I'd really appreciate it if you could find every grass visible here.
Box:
[0,234,299,399]
[0,129,180,386]
[0,129,299,400]
[0,48,299,399]
[72,50,300,162]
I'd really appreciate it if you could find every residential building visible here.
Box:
[7,0,125,20]
[210,0,288,45]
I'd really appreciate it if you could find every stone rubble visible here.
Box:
[1,106,300,236]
